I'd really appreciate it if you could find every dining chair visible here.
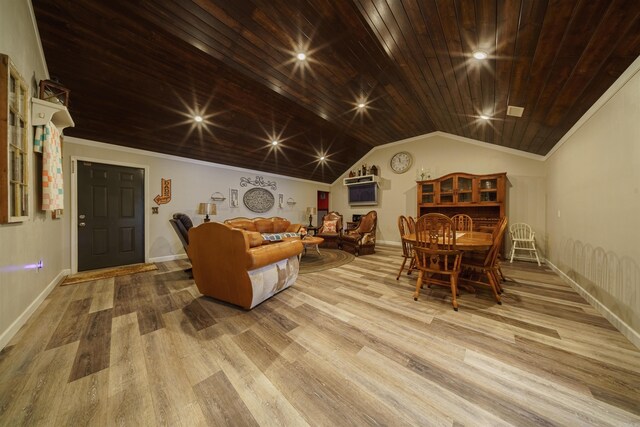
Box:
[451,214,473,232]
[407,216,416,233]
[460,217,507,303]
[412,213,463,311]
[396,215,415,280]
[509,223,541,266]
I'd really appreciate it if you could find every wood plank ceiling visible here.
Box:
[32,1,640,183]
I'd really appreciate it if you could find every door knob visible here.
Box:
[79,222,86,227]
[79,214,86,219]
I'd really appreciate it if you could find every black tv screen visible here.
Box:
[348,183,378,206]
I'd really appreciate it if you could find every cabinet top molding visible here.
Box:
[416,171,507,183]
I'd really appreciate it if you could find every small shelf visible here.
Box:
[31,97,75,130]
[343,174,380,186]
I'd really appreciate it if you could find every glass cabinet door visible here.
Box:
[439,178,454,203]
[420,182,434,204]
[479,178,498,202]
[457,176,473,203]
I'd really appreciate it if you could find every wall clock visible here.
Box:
[390,151,413,174]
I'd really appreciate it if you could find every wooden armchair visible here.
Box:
[341,210,377,256]
[316,211,343,249]
[451,214,473,232]
[396,215,415,279]
[460,217,507,302]
[413,213,463,311]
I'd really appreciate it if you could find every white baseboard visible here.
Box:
[149,253,189,263]
[377,240,401,247]
[0,268,70,351]
[546,260,640,349]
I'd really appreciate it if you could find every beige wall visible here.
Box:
[330,133,546,251]
[0,0,65,348]
[63,138,330,261]
[545,57,640,343]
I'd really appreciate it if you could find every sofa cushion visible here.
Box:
[227,219,257,232]
[254,219,275,233]
[273,219,291,233]
[225,217,300,236]
[246,231,264,248]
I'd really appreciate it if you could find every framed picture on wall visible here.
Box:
[230,188,239,208]
[278,193,283,208]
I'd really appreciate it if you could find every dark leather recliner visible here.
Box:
[170,213,194,274]
[340,210,377,256]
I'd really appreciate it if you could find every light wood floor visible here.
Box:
[1,245,639,426]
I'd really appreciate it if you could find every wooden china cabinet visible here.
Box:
[416,172,506,230]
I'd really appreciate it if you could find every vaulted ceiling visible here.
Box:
[33,1,640,183]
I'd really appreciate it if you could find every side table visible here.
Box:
[305,226,319,236]
[301,236,324,256]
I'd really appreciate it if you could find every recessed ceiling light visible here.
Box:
[472,50,488,60]
[296,52,306,61]
[357,102,366,109]
[271,140,279,146]
[480,114,490,120]
[194,115,203,123]
[319,156,325,161]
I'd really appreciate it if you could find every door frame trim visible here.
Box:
[71,156,150,274]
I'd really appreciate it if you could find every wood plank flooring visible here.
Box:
[1,245,639,426]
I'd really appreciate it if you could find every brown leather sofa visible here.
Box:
[224,216,301,242]
[316,211,343,249]
[188,222,303,309]
[341,210,377,256]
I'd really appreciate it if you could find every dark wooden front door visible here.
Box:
[77,161,145,271]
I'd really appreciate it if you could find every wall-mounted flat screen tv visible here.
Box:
[348,183,378,206]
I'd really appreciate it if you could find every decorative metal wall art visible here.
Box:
[240,175,277,190]
[153,178,171,205]
[243,188,274,213]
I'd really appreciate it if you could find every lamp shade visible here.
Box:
[197,202,216,216]
[306,207,316,215]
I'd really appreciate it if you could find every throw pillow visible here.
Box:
[323,220,337,233]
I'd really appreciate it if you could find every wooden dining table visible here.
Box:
[403,231,493,252]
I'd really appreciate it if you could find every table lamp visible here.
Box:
[305,207,316,227]
[197,202,216,222]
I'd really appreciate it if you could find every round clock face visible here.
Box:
[390,151,413,174]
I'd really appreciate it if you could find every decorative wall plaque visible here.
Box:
[243,188,274,213]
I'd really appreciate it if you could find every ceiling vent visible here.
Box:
[507,105,524,117]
